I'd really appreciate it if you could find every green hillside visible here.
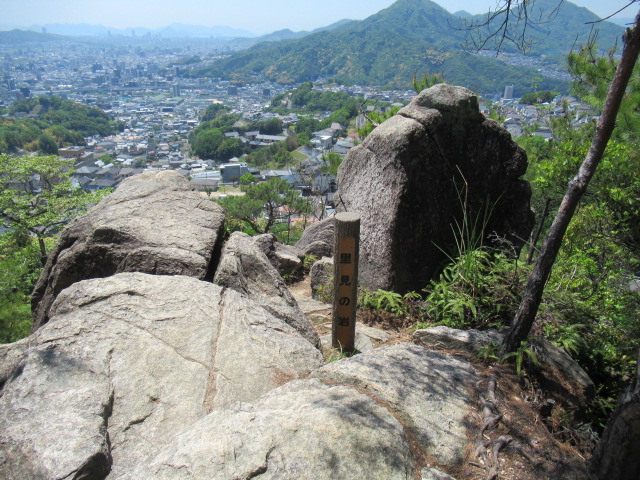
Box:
[0,96,120,154]
[186,0,623,91]
[464,0,623,53]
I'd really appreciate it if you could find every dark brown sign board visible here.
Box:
[332,212,360,352]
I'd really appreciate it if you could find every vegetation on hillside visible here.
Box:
[268,81,361,114]
[0,154,110,342]
[0,232,44,343]
[190,84,364,166]
[461,0,622,53]
[0,95,121,154]
[518,90,559,104]
[356,41,640,435]
[182,0,620,91]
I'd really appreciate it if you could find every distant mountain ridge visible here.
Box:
[185,0,623,92]
[1,0,626,94]
[464,0,623,53]
[0,22,256,38]
[227,19,357,49]
[0,29,70,44]
[0,18,356,40]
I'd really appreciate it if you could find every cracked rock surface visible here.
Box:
[119,379,416,480]
[120,344,481,479]
[31,170,226,330]
[0,273,322,479]
[214,231,320,348]
[312,343,480,466]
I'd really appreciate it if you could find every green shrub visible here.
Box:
[358,289,425,318]
[0,233,44,343]
[424,250,525,329]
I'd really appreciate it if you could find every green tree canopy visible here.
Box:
[295,117,321,138]
[217,138,244,161]
[518,90,559,104]
[37,133,58,154]
[191,128,224,159]
[0,232,43,343]
[0,154,108,261]
[322,152,343,177]
[0,96,118,154]
[217,177,309,234]
[201,103,229,122]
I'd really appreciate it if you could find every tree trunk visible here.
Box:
[500,12,640,355]
[589,348,640,479]
[37,236,47,266]
[526,197,551,264]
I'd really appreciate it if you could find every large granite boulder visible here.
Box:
[120,379,415,480]
[336,84,534,292]
[214,231,320,347]
[31,170,225,330]
[310,256,333,301]
[295,216,335,258]
[254,233,305,277]
[0,273,322,479]
[121,343,479,479]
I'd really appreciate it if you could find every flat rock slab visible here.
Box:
[313,343,480,466]
[291,294,332,316]
[319,324,393,352]
[413,325,502,354]
[119,379,416,480]
[0,273,322,479]
[32,170,226,329]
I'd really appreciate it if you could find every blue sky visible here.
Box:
[2,0,633,34]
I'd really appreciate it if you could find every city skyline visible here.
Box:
[1,0,633,35]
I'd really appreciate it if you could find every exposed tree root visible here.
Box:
[473,373,539,480]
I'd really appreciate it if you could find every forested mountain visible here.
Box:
[186,0,623,91]
[226,19,357,50]
[464,0,623,53]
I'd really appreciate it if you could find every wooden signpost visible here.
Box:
[332,212,360,352]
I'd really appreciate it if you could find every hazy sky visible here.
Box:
[2,0,633,34]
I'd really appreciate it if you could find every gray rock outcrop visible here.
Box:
[254,233,305,276]
[312,343,479,466]
[413,325,502,354]
[310,256,333,301]
[31,170,225,330]
[530,337,595,405]
[0,273,323,479]
[336,83,534,292]
[295,216,335,258]
[122,343,479,479]
[422,467,458,480]
[414,326,595,407]
[214,231,320,347]
[120,379,415,480]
